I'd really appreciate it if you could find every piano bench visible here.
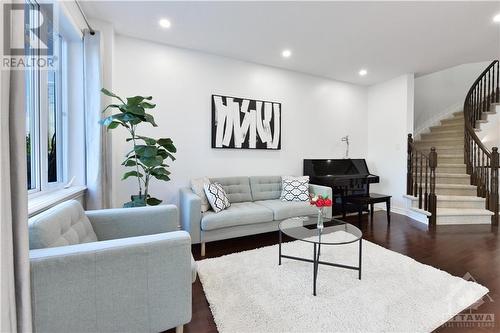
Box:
[343,193,391,224]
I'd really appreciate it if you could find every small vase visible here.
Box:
[317,208,324,230]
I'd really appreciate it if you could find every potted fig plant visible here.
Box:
[100,88,176,207]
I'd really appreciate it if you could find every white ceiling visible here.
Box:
[81,1,500,85]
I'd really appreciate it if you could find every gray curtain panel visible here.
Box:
[84,30,110,209]
[0,56,33,332]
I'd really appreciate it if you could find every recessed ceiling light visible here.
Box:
[359,69,368,76]
[159,19,171,28]
[494,13,500,23]
[281,49,292,58]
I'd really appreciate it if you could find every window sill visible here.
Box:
[28,185,87,217]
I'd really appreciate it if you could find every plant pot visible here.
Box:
[123,194,147,208]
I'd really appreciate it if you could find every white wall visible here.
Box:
[477,105,500,151]
[367,74,414,211]
[414,61,490,133]
[111,35,368,207]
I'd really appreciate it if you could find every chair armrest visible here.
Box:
[179,187,202,243]
[309,184,333,219]
[30,231,192,332]
[86,204,179,241]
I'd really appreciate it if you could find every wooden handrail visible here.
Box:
[407,134,437,226]
[463,60,499,225]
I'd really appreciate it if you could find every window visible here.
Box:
[26,3,67,195]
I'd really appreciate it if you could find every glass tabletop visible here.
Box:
[279,215,362,245]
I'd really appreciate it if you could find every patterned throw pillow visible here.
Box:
[280,176,310,202]
[204,183,231,213]
[190,177,211,212]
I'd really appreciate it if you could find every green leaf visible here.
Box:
[127,96,153,106]
[157,138,172,145]
[153,167,170,176]
[158,138,176,153]
[122,159,136,167]
[127,96,146,105]
[136,135,156,145]
[129,118,142,125]
[124,104,145,116]
[140,101,156,109]
[101,88,125,104]
[157,149,168,159]
[143,113,158,127]
[151,167,170,181]
[121,113,141,122]
[152,173,170,181]
[165,151,176,161]
[165,143,176,153]
[122,170,143,180]
[135,145,157,158]
[146,197,162,206]
[102,104,122,113]
[140,155,163,168]
[151,167,171,180]
[107,121,121,130]
[101,113,131,126]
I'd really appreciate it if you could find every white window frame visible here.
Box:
[27,4,69,198]
[26,1,42,195]
[39,34,66,192]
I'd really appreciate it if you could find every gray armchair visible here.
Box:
[29,200,196,333]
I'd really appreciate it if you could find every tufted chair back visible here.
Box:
[29,200,98,249]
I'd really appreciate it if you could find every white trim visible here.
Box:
[414,102,462,140]
[390,206,429,224]
[28,185,86,217]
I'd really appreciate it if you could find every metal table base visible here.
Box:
[279,229,362,296]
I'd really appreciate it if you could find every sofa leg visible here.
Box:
[175,325,184,333]
[201,242,206,257]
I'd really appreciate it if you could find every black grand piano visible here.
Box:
[303,159,380,216]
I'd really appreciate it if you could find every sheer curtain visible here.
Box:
[0,33,33,333]
[84,30,110,209]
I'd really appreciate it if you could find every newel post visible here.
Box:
[407,134,413,196]
[428,147,438,226]
[491,147,499,226]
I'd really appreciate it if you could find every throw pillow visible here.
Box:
[204,182,231,213]
[191,177,211,212]
[280,176,310,202]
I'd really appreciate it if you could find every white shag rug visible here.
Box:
[197,231,488,333]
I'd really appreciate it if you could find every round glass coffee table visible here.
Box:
[278,215,363,296]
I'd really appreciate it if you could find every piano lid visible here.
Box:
[303,159,370,177]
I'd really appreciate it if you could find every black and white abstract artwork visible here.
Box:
[211,95,281,149]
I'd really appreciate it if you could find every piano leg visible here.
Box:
[370,203,374,222]
[386,199,391,224]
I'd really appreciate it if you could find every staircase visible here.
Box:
[406,60,499,226]
[407,110,495,224]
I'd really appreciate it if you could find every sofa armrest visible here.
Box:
[86,204,179,241]
[179,187,202,243]
[309,184,333,219]
[30,231,192,333]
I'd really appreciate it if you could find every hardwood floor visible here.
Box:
[169,212,500,333]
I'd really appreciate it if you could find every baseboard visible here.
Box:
[375,205,429,225]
